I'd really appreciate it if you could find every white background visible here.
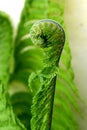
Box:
[0,0,24,27]
[0,0,87,129]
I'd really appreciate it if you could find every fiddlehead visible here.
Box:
[29,19,65,130]
[30,19,65,64]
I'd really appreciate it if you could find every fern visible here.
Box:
[27,0,83,130]
[12,0,83,129]
[11,0,48,86]
[9,1,48,128]
[8,0,48,129]
[29,19,65,130]
[0,0,83,130]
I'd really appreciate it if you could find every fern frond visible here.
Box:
[29,19,65,130]
[11,0,48,86]
[0,12,26,130]
[10,1,49,129]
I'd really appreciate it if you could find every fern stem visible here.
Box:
[29,19,65,130]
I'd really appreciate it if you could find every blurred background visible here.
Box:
[0,0,87,129]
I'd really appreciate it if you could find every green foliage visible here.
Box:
[10,0,47,86]
[0,12,26,130]
[0,0,83,130]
